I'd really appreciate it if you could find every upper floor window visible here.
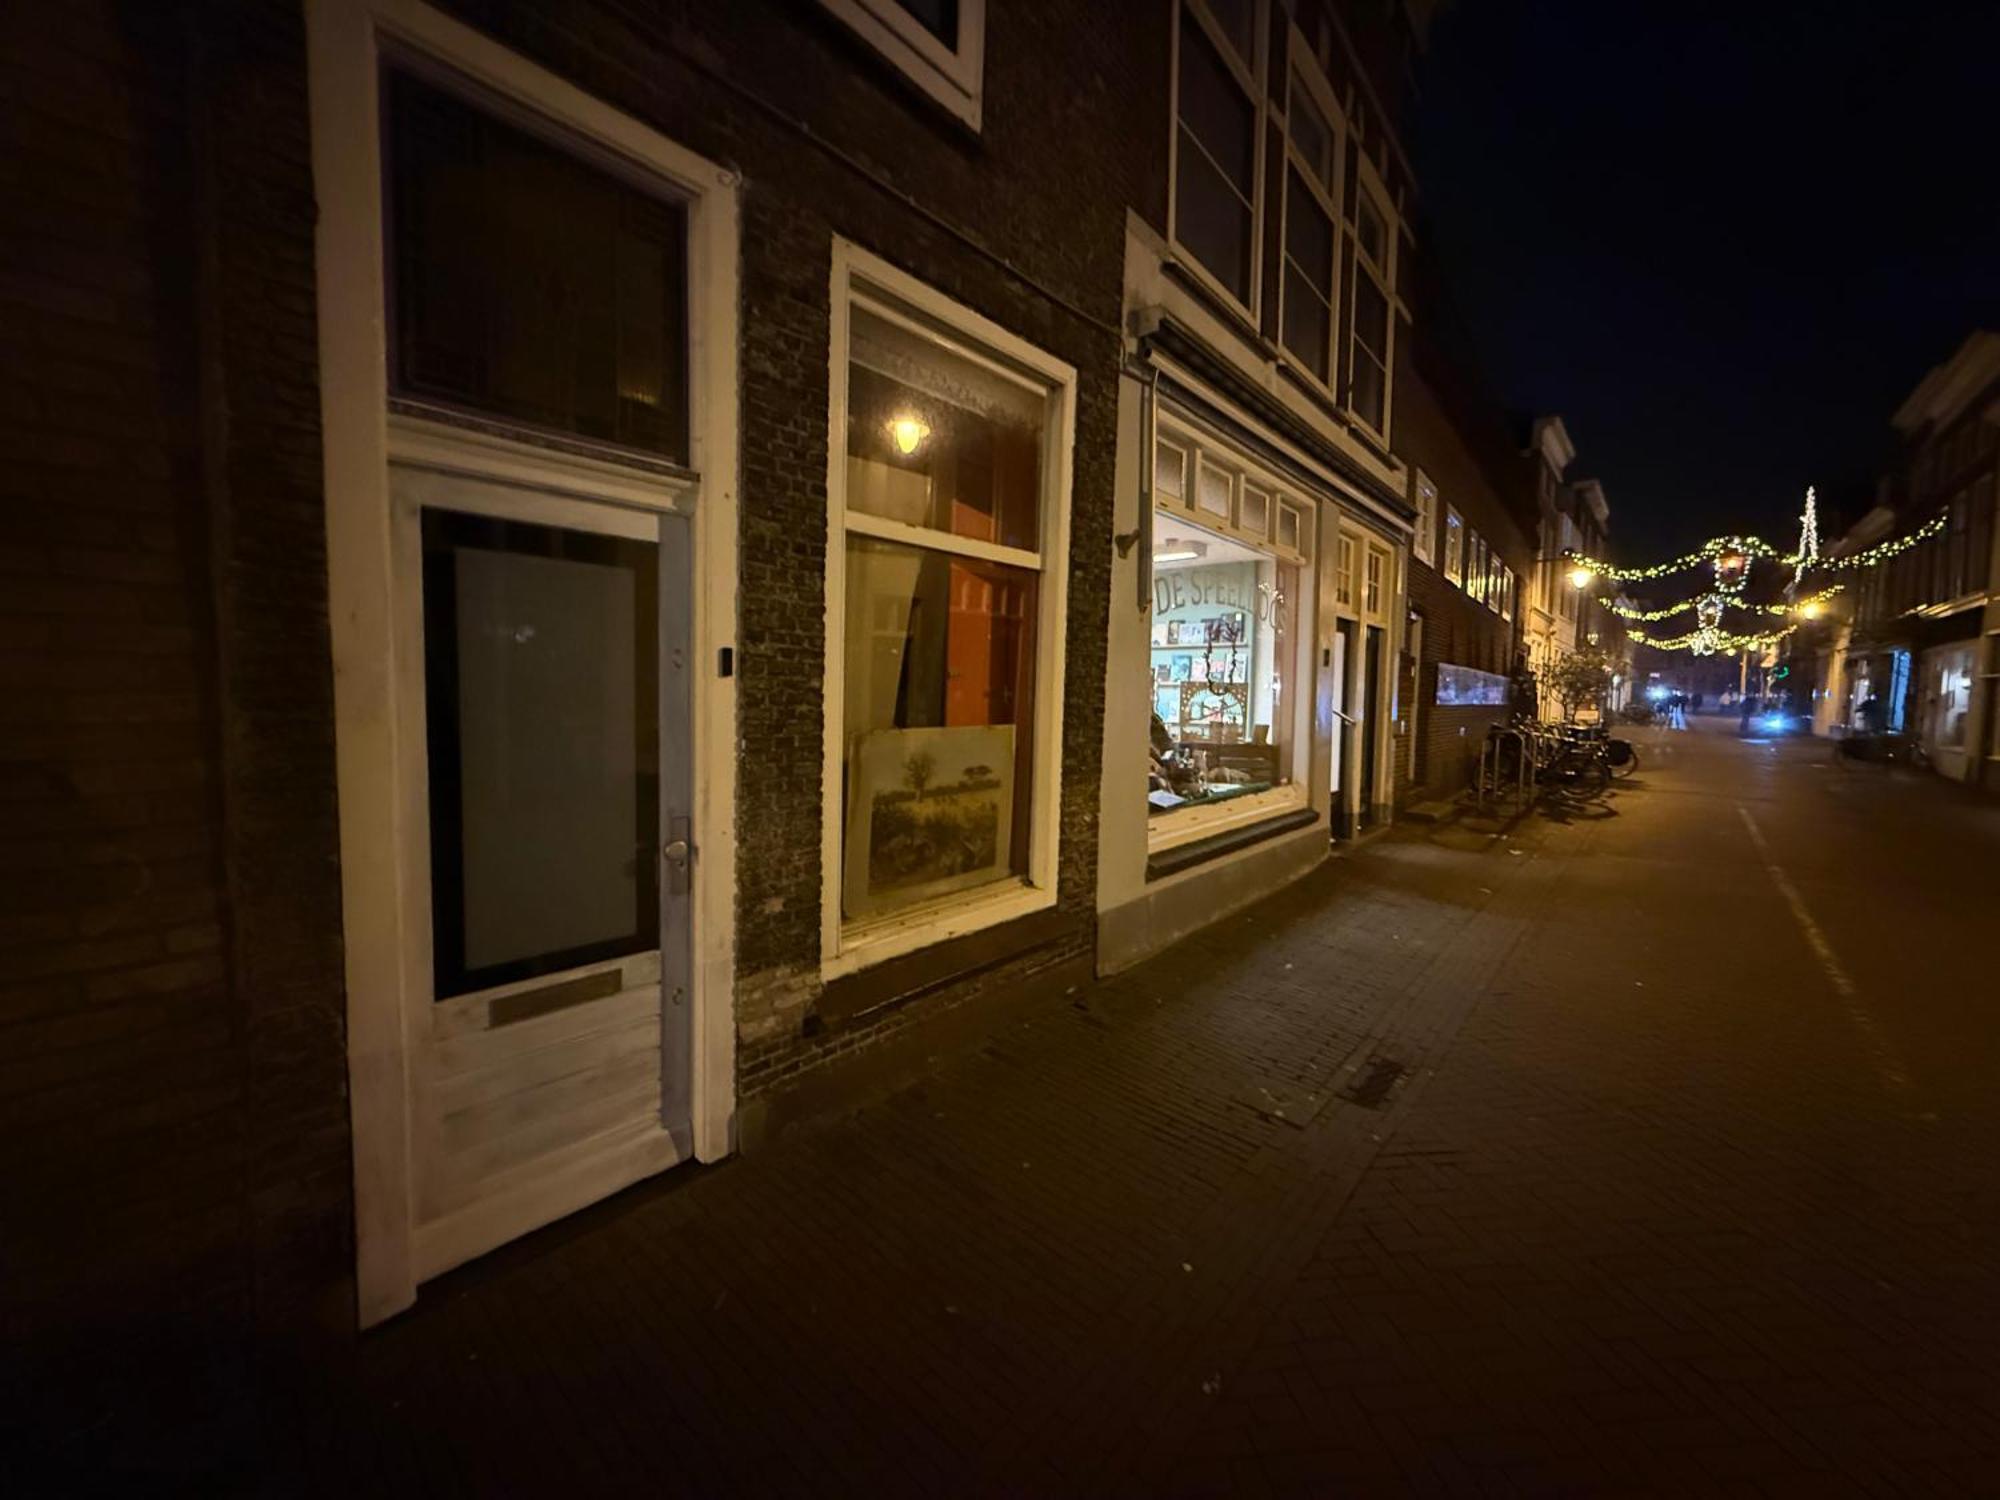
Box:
[1279,55,1342,384]
[1411,469,1436,565]
[1443,506,1464,585]
[386,67,690,462]
[818,0,987,130]
[1346,174,1393,436]
[1174,0,1263,312]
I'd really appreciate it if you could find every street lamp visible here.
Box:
[1566,562,1595,591]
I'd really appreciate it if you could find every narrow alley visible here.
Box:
[295,722,2000,1496]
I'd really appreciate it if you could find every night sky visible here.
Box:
[1412,1,2000,565]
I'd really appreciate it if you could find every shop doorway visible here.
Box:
[393,462,694,1281]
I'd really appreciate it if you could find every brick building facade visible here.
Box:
[2,0,1568,1477]
[1387,285,1537,806]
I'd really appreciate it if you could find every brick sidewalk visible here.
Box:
[274,722,2000,1497]
[1163,726,2000,1497]
[286,815,1559,1496]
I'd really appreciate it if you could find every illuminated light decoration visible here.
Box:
[1797,486,1820,566]
[1595,583,1844,623]
[1627,622,1800,656]
[1565,509,1946,584]
[1567,563,1596,591]
[887,413,931,455]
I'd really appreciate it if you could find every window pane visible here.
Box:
[1285,172,1334,287]
[1196,461,1233,519]
[1277,502,1302,551]
[1356,193,1386,266]
[1350,351,1385,431]
[842,537,1036,920]
[1290,73,1335,188]
[1156,441,1188,502]
[387,69,689,461]
[1175,129,1254,303]
[422,510,659,998]
[1176,11,1256,303]
[1179,15,1255,187]
[1352,272,1389,358]
[846,305,1044,551]
[1281,266,1331,382]
[1148,512,1297,812]
[1241,486,1271,538]
[892,0,959,47]
[1201,0,1258,68]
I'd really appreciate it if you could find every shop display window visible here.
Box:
[1147,512,1298,816]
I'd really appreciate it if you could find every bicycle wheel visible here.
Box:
[1607,740,1639,779]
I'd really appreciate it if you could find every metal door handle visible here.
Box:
[661,839,690,865]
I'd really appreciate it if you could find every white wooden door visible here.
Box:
[392,461,692,1280]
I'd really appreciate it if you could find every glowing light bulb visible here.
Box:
[1798,601,1822,620]
[1567,565,1594,591]
[887,414,930,456]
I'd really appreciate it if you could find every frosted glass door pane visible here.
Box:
[423,509,660,997]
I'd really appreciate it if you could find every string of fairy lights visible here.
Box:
[1565,488,1951,657]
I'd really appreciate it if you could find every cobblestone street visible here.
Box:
[292,720,2000,1497]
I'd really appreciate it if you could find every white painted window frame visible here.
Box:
[821,240,1076,978]
[1167,0,1269,326]
[308,0,740,1328]
[1443,505,1464,585]
[1274,26,1346,394]
[816,0,986,130]
[1145,409,1317,856]
[1412,467,1436,566]
[1344,153,1398,444]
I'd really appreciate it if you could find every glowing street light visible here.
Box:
[1566,562,1595,591]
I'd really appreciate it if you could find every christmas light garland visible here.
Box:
[1566,508,1945,583]
[1595,582,1846,622]
[1628,622,1800,656]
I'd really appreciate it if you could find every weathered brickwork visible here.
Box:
[1,0,347,1469]
[430,0,1144,1080]
[1391,347,1537,804]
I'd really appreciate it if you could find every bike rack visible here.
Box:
[1476,725,1534,813]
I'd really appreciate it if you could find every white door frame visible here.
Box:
[308,0,740,1327]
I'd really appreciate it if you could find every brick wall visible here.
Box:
[432,0,1143,1084]
[1,0,348,1475]
[1392,354,1534,805]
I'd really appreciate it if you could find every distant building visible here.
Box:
[1817,332,2000,781]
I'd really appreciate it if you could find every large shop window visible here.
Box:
[1147,426,1312,839]
[386,67,689,461]
[1174,0,1262,310]
[831,269,1072,947]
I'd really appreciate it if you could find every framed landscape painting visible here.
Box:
[843,724,1017,920]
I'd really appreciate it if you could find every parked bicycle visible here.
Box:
[1832,731,1932,772]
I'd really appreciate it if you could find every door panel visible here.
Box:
[393,462,691,1273]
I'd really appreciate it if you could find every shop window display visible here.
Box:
[1146,514,1297,815]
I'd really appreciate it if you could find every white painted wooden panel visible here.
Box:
[431,988,659,1081]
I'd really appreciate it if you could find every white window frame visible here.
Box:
[308,0,740,1328]
[1411,468,1436,566]
[1344,154,1398,443]
[1335,534,1356,610]
[1443,505,1464,585]
[1274,26,1345,393]
[821,240,1076,978]
[1167,0,1268,324]
[817,0,987,131]
[1146,411,1316,855]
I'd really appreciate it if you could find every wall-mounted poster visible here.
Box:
[1435,663,1509,707]
[843,724,1016,920]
